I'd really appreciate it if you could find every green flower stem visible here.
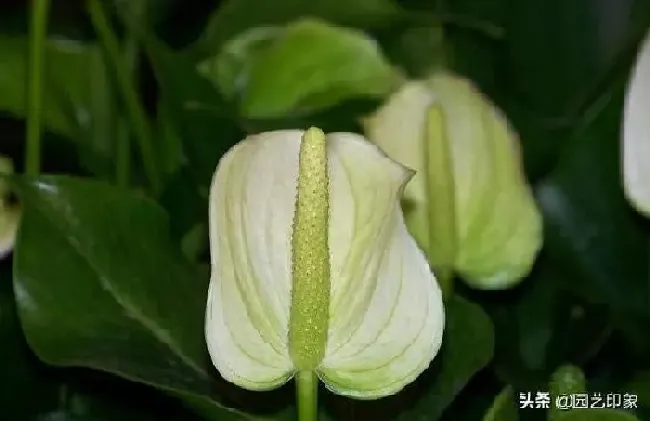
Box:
[115,13,141,187]
[296,371,318,421]
[115,0,147,187]
[115,116,131,187]
[26,0,51,177]
[425,105,457,300]
[87,0,161,193]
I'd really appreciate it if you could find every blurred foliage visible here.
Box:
[1,0,650,420]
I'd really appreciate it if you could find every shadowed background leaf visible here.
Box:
[11,175,271,420]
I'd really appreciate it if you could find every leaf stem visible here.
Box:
[114,13,143,187]
[296,371,318,421]
[115,117,131,187]
[26,0,51,177]
[87,0,161,193]
[115,0,148,187]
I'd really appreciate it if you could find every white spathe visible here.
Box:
[622,29,650,218]
[0,156,20,259]
[363,73,542,290]
[205,130,444,399]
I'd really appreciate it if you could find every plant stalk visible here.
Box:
[115,0,147,187]
[296,371,318,421]
[87,0,161,193]
[26,0,52,177]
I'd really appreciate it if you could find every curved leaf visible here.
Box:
[0,261,59,420]
[0,35,102,138]
[11,175,263,420]
[198,27,282,101]
[483,386,518,421]
[559,409,640,421]
[536,80,650,319]
[241,18,400,119]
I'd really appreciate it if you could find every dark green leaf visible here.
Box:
[0,34,122,180]
[134,28,243,186]
[446,29,500,98]
[483,386,518,421]
[435,370,503,421]
[52,373,203,421]
[500,104,569,181]
[0,36,110,140]
[378,23,446,78]
[158,166,207,249]
[443,0,506,27]
[197,27,283,101]
[396,0,506,26]
[481,254,611,389]
[0,261,60,420]
[558,409,640,421]
[154,104,185,180]
[11,175,263,420]
[192,0,401,56]
[38,412,85,421]
[505,0,649,119]
[112,0,176,27]
[623,371,650,407]
[535,80,650,320]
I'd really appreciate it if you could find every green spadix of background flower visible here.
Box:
[364,72,543,291]
[205,128,444,401]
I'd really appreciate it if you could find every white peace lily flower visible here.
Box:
[363,72,543,290]
[205,128,444,400]
[0,156,20,260]
[622,29,650,218]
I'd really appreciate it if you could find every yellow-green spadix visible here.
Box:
[622,28,650,218]
[363,72,543,290]
[205,127,444,399]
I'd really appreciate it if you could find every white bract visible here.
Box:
[205,128,444,399]
[364,72,543,290]
[622,29,650,218]
[0,156,20,259]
